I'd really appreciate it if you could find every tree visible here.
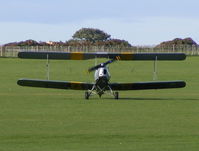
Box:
[156,37,198,48]
[72,28,111,42]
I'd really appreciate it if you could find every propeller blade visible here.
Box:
[88,64,102,72]
[88,59,116,72]
[103,59,116,66]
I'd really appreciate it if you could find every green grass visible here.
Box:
[0,57,199,151]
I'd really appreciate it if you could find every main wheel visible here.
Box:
[85,92,89,100]
[114,92,119,99]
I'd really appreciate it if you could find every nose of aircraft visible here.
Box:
[99,68,107,77]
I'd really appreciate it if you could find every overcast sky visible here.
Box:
[0,0,199,45]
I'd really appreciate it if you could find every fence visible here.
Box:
[1,45,199,57]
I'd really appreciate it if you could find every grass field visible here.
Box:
[0,57,199,151]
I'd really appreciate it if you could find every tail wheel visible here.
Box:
[114,92,119,99]
[85,91,89,100]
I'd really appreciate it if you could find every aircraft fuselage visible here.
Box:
[94,67,111,96]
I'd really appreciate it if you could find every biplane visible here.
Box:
[17,52,186,99]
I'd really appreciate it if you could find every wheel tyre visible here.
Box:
[114,92,119,99]
[85,92,89,100]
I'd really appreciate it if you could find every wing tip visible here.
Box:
[179,81,186,88]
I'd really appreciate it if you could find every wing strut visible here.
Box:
[46,54,50,80]
[153,56,158,80]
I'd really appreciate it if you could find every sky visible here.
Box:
[0,0,199,45]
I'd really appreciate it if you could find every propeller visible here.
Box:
[88,59,116,73]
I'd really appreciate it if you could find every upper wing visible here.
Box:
[109,81,186,90]
[18,51,186,61]
[17,79,94,90]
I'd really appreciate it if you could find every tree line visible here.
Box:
[3,28,198,49]
[4,28,131,47]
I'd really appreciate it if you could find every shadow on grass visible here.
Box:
[116,97,199,101]
[97,96,199,101]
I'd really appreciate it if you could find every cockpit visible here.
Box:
[94,67,110,81]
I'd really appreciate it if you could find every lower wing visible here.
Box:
[17,79,94,90]
[17,79,186,91]
[109,81,186,90]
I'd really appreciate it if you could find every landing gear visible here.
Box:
[85,91,90,100]
[99,94,102,98]
[84,85,119,100]
[114,92,119,99]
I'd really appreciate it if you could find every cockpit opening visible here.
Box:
[103,69,107,74]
